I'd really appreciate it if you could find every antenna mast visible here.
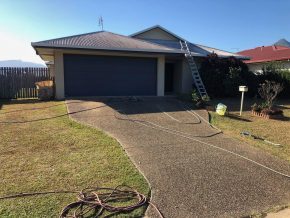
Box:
[98,16,104,31]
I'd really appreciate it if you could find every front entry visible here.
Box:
[165,63,174,94]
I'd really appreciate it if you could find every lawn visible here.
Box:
[0,100,149,217]
[209,98,290,162]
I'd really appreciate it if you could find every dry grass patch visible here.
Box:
[209,98,290,162]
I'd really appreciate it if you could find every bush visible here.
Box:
[199,54,256,97]
[258,62,290,98]
[198,55,289,98]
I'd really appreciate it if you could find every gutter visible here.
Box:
[31,43,185,55]
[31,43,250,59]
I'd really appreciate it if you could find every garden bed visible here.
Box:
[251,110,284,119]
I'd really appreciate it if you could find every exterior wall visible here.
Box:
[133,28,179,41]
[54,51,64,99]
[180,59,193,94]
[157,56,165,96]
[52,49,165,99]
[247,61,290,73]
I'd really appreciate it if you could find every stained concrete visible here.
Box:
[66,97,290,218]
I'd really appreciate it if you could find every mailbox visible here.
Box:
[239,86,248,92]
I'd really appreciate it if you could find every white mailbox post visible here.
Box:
[239,86,248,116]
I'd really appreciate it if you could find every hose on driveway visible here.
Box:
[114,103,290,179]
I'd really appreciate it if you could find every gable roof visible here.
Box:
[131,25,247,59]
[238,45,290,63]
[130,25,186,41]
[32,25,246,59]
[31,31,184,54]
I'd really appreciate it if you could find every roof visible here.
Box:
[237,45,290,63]
[130,25,186,41]
[274,39,290,48]
[32,25,246,59]
[32,31,184,54]
[143,39,247,58]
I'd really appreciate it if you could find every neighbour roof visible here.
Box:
[274,38,290,48]
[237,45,290,63]
[31,31,184,54]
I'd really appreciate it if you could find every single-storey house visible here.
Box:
[32,25,246,99]
[238,40,290,73]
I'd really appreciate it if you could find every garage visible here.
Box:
[64,54,157,97]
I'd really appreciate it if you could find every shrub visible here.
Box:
[199,54,256,97]
[191,89,210,108]
[258,80,283,109]
[198,56,289,98]
[258,62,290,98]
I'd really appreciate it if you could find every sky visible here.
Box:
[0,0,290,64]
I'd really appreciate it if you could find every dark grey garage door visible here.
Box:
[64,54,157,97]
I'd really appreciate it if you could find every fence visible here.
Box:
[0,67,53,99]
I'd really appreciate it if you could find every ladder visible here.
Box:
[180,41,209,98]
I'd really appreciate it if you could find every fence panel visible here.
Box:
[0,67,53,99]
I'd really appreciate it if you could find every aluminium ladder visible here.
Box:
[180,41,209,98]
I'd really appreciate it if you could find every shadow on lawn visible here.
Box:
[226,113,252,122]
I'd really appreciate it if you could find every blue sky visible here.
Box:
[0,0,289,63]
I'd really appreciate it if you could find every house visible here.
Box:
[32,25,246,99]
[238,40,290,73]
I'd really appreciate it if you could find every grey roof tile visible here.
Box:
[32,31,184,54]
[143,39,245,58]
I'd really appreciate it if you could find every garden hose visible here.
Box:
[156,105,201,124]
[0,105,107,124]
[0,185,163,218]
[114,102,290,179]
[241,131,281,146]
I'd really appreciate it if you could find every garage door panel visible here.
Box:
[64,54,157,96]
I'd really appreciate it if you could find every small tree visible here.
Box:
[258,80,283,109]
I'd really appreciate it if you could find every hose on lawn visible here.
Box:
[0,185,163,218]
[0,105,107,124]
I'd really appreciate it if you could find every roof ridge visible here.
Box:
[239,45,290,53]
[105,31,180,51]
[32,30,105,44]
[194,43,239,56]
[130,25,186,41]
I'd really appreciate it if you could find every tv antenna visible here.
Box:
[98,16,104,31]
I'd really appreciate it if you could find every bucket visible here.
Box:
[216,103,227,116]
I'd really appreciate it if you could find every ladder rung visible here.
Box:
[182,40,208,99]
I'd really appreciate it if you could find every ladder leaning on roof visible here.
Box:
[180,41,209,98]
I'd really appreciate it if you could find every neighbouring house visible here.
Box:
[32,25,247,99]
[238,39,290,73]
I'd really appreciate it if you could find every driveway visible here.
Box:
[66,97,290,218]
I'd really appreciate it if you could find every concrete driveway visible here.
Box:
[66,97,290,218]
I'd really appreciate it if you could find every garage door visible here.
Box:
[64,54,157,97]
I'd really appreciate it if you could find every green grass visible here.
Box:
[209,98,290,162]
[0,100,149,217]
